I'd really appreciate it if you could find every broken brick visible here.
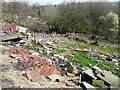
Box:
[10,47,60,79]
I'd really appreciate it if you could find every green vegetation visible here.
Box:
[2,1,119,78]
[52,48,67,54]
[65,51,119,77]
[65,53,97,68]
[64,40,118,55]
[92,80,104,88]
[63,40,119,77]
[97,61,116,71]
[2,2,118,43]
[25,40,38,51]
[52,38,119,77]
[97,61,120,77]
[73,53,97,67]
[97,46,118,55]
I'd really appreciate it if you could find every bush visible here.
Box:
[92,79,104,88]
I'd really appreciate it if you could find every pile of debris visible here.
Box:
[2,21,16,32]
[10,47,60,82]
[80,66,119,88]
[0,28,119,88]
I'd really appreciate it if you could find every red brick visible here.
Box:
[10,47,60,78]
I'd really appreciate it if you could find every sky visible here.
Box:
[4,0,119,5]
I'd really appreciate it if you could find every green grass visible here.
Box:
[65,53,97,68]
[57,38,119,77]
[97,61,120,77]
[73,53,97,67]
[25,40,38,51]
[64,40,118,55]
[97,61,116,71]
[97,46,118,55]
[65,53,120,77]
[52,48,67,54]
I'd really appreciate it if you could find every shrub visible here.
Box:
[92,79,104,88]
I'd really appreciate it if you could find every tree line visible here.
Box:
[2,2,119,43]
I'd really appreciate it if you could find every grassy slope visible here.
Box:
[52,38,119,77]
[64,39,118,55]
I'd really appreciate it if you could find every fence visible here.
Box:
[33,33,66,41]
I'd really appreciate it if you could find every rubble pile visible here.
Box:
[10,47,60,81]
[0,29,119,88]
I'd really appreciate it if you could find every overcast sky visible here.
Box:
[5,0,119,5]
